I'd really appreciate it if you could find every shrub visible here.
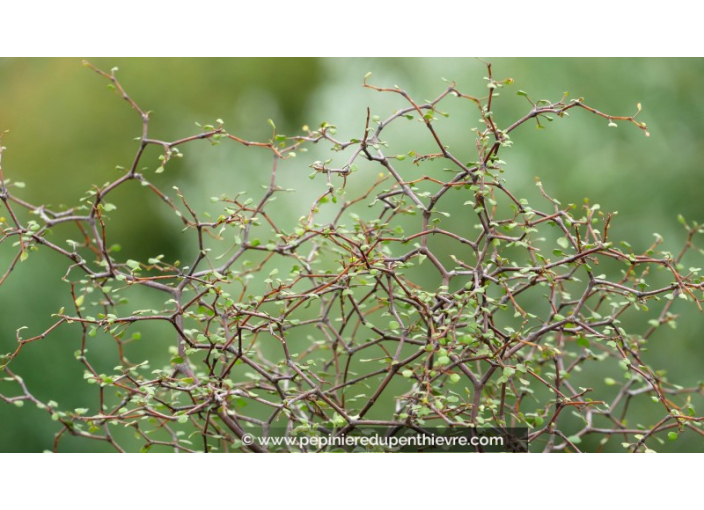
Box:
[1,61,702,452]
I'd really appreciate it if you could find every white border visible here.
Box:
[0,454,692,503]
[0,2,699,56]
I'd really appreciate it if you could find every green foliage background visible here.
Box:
[0,58,702,452]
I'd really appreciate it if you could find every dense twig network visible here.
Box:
[1,62,702,452]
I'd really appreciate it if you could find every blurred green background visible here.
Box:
[0,58,702,452]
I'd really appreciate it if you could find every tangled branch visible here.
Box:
[1,61,702,453]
